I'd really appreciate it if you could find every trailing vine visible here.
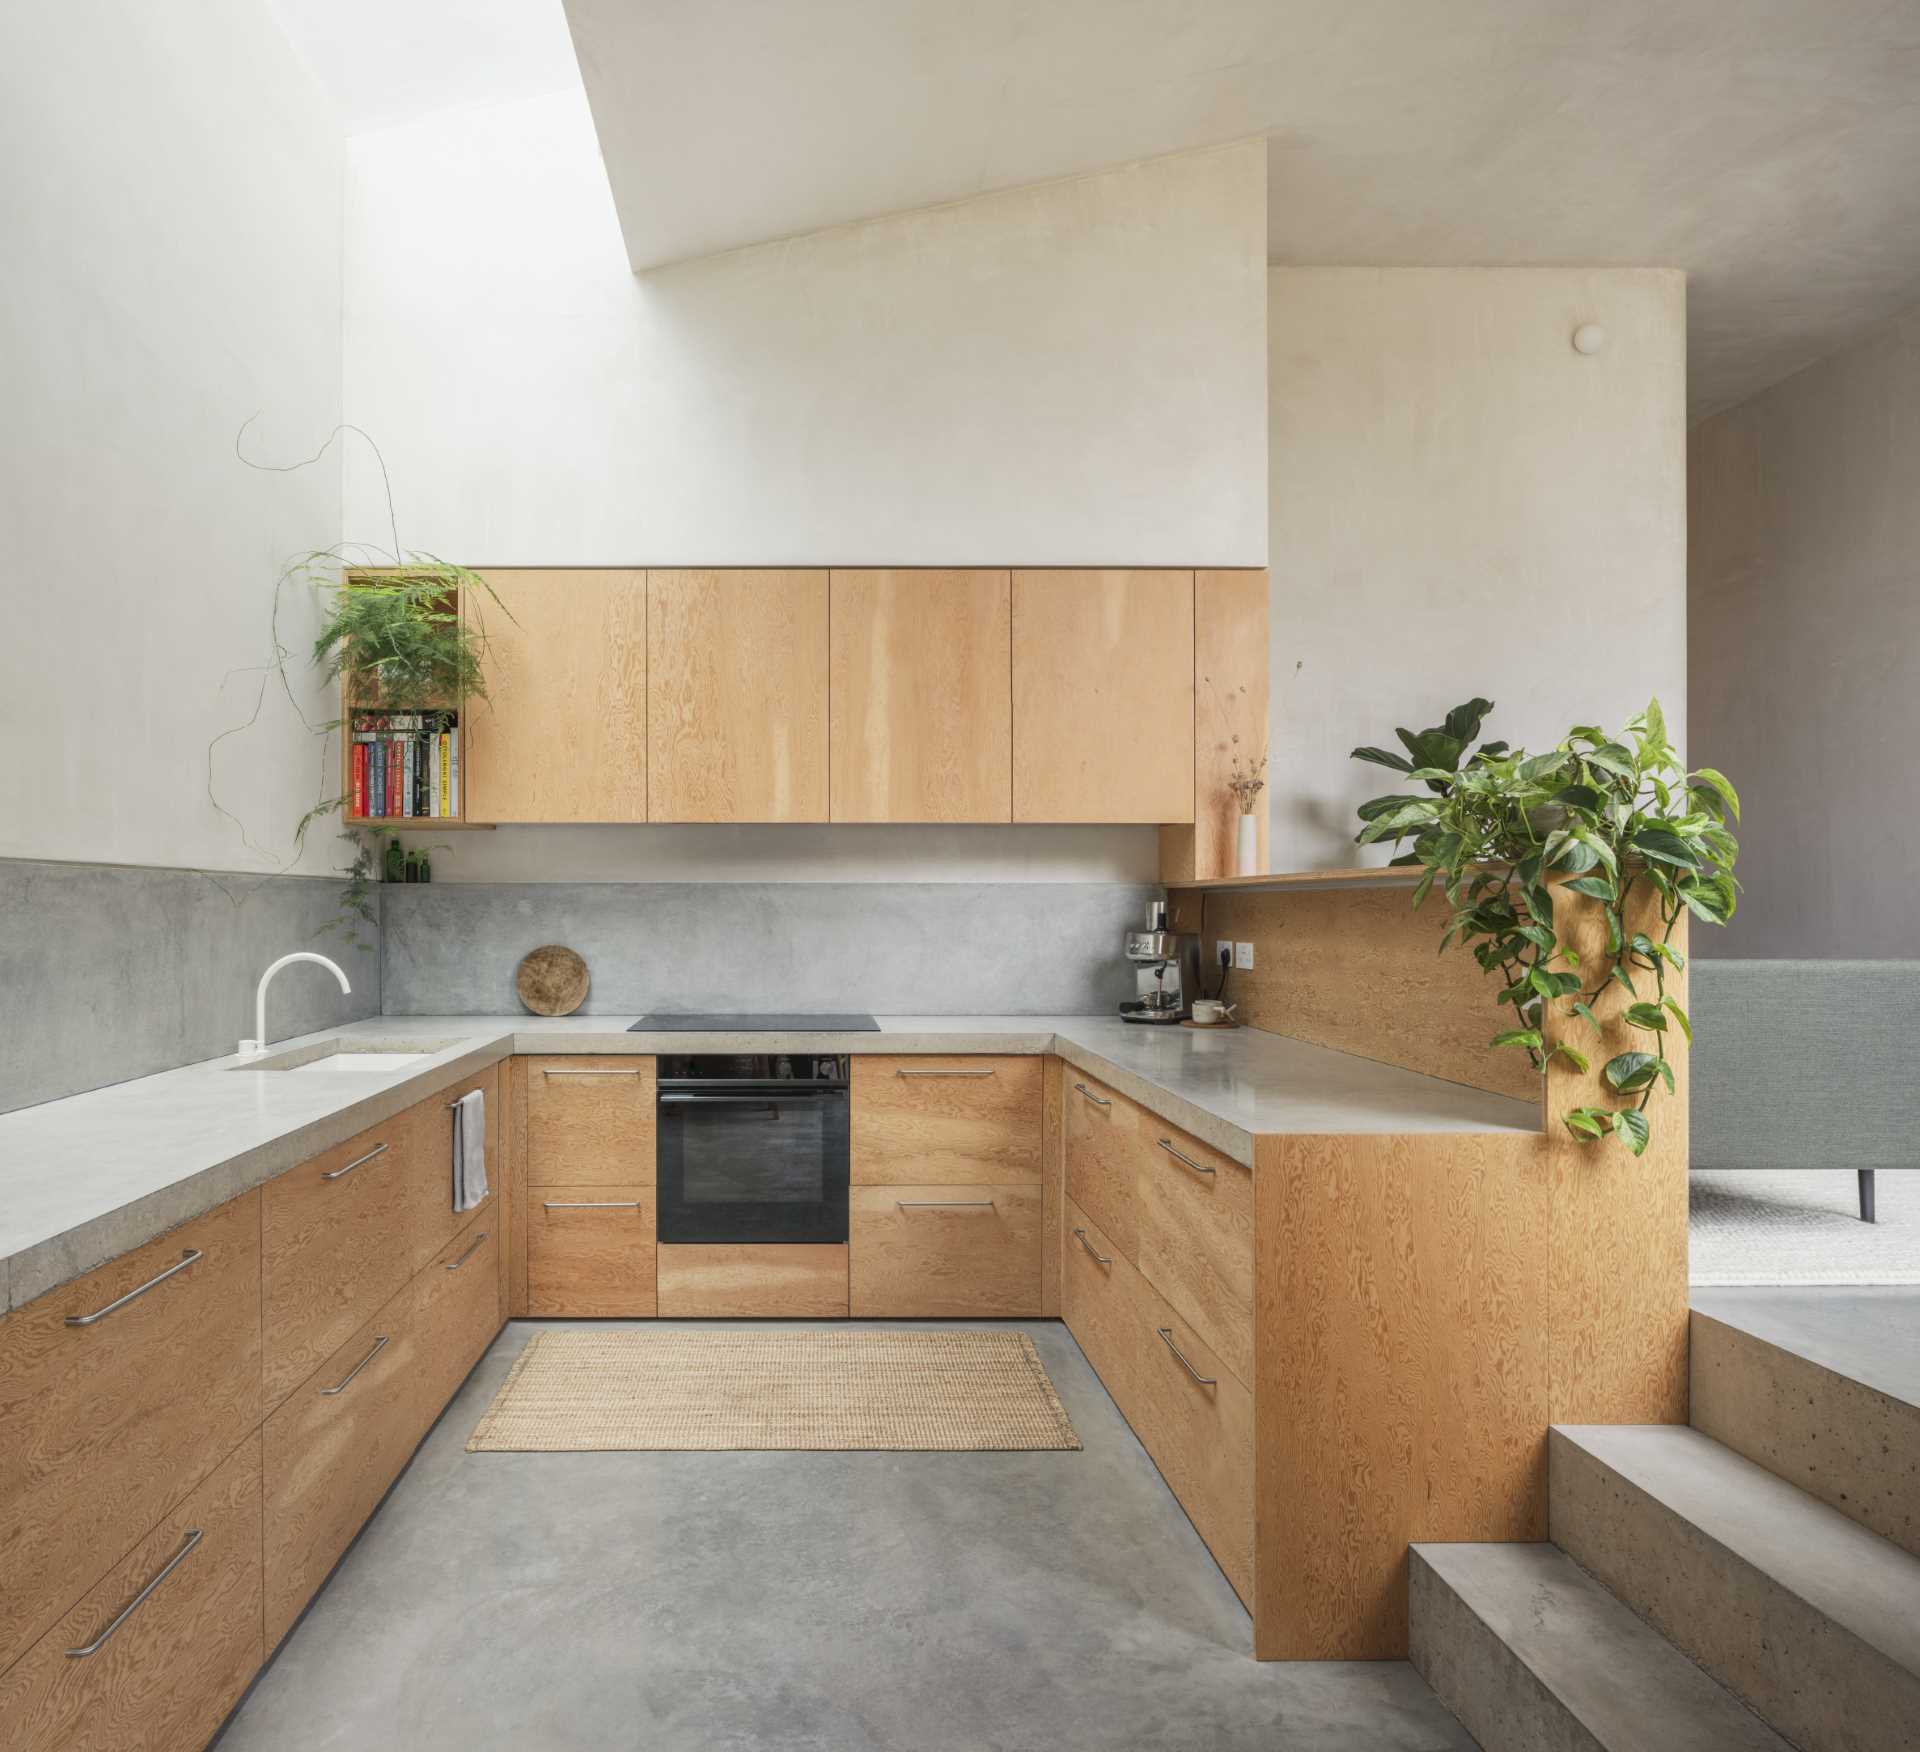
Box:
[1351,698,1740,1154]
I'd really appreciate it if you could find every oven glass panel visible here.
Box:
[656,1082,849,1245]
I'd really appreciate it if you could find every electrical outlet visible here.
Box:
[1215,940,1234,968]
[1234,941,1256,970]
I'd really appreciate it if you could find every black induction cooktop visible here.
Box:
[628,1013,880,1032]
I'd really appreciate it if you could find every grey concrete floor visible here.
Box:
[1692,1287,1920,1408]
[215,1319,1477,1752]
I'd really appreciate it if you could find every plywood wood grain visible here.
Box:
[1165,885,1539,1101]
[1063,1071,1139,1260]
[463,569,647,822]
[1011,569,1194,823]
[647,569,829,821]
[655,1245,849,1318]
[526,1187,657,1317]
[0,1193,262,1676]
[523,1056,655,1186]
[850,1055,1041,1184]
[829,569,1012,822]
[849,1185,1042,1317]
[1134,1125,1254,1389]
[1251,1130,1550,1659]
[0,1435,263,1752]
[1160,568,1269,881]
[1041,1054,1064,1318]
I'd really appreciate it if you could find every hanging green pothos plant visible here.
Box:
[1350,698,1740,1155]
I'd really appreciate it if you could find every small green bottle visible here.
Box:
[417,848,432,884]
[404,848,422,883]
[383,836,405,884]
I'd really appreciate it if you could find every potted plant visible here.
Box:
[312,560,501,706]
[1351,697,1740,1153]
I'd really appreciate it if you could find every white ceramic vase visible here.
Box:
[1236,811,1259,877]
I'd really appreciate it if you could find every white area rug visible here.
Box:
[1691,1169,1920,1286]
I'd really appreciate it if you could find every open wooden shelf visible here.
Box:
[345,818,495,831]
[1164,866,1430,895]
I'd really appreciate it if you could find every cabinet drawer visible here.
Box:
[262,1070,494,1409]
[849,1185,1042,1317]
[1063,1071,1138,1261]
[524,1057,655,1186]
[1062,1198,1253,1604]
[0,1194,262,1676]
[0,1434,262,1752]
[262,1220,499,1650]
[1134,1125,1253,1388]
[656,1245,848,1317]
[851,1056,1042,1184]
[527,1187,656,1316]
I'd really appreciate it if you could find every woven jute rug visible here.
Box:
[466,1327,1081,1452]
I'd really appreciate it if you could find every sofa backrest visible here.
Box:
[1690,959,1918,1169]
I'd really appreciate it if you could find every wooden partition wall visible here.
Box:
[1166,875,1690,1659]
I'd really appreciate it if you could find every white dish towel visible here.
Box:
[452,1088,488,1212]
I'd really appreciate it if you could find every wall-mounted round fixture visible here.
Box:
[1572,323,1607,355]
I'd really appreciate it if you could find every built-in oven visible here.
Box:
[654,1054,850,1245]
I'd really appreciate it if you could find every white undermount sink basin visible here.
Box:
[286,1051,429,1073]
[230,1038,462,1073]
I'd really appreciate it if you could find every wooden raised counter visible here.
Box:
[1166,870,1690,1659]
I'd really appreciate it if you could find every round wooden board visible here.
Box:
[516,945,590,1016]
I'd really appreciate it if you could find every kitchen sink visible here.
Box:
[229,1038,463,1072]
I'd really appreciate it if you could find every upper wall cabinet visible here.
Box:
[1011,570,1195,824]
[647,569,830,823]
[464,570,647,823]
[829,569,1013,823]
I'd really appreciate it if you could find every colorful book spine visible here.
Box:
[439,730,451,817]
[370,725,386,819]
[352,742,368,819]
[448,725,459,816]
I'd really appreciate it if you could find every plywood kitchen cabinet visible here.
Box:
[526,1188,656,1317]
[849,1186,1042,1318]
[647,569,829,822]
[1011,569,1195,823]
[828,569,1012,822]
[463,569,647,823]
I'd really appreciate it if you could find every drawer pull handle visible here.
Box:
[543,1200,643,1210]
[896,1199,996,1209]
[541,1068,643,1077]
[320,1334,390,1397]
[65,1529,203,1658]
[64,1249,202,1328]
[1073,1083,1111,1107]
[445,1231,489,1270]
[321,1141,389,1181]
[1156,1327,1217,1388]
[1072,1228,1112,1266]
[894,1069,997,1078]
[1157,1138,1215,1176]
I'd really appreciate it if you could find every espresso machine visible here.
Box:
[1120,900,1203,1024]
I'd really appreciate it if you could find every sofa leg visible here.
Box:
[1858,1168,1876,1223]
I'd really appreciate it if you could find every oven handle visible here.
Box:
[659,1091,837,1103]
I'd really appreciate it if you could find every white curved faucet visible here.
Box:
[241,952,352,1057]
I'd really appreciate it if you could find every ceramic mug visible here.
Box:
[1191,999,1236,1026]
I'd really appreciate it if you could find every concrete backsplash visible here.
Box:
[381,882,1156,1016]
[0,859,380,1114]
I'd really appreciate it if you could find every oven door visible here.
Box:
[655,1084,849,1245]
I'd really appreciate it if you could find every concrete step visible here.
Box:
[1410,1542,1792,1752]
[1550,1424,1920,1752]
[1691,1295,1920,1560]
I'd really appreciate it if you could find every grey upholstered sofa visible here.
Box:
[1691,960,1918,1222]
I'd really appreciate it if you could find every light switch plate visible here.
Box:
[1234,941,1255,970]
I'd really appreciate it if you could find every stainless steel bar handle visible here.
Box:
[64,1529,203,1658]
[1156,1327,1217,1387]
[894,1069,996,1078]
[1072,1228,1112,1265]
[64,1250,203,1328]
[896,1200,996,1209]
[1157,1138,1215,1176]
[320,1334,390,1396]
[445,1232,489,1270]
[321,1141,389,1181]
[541,1068,643,1077]
[543,1200,643,1210]
[1073,1083,1111,1107]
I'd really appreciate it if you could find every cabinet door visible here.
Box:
[829,569,1012,822]
[647,569,829,821]
[1011,569,1195,823]
[463,569,647,823]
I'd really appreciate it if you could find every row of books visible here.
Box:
[350,710,460,820]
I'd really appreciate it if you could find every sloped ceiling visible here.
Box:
[564,0,1920,415]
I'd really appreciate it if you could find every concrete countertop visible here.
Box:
[0,1015,1538,1312]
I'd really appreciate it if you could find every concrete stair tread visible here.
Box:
[1411,1542,1792,1751]
[1554,1423,1920,1678]
[1692,1289,1920,1413]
